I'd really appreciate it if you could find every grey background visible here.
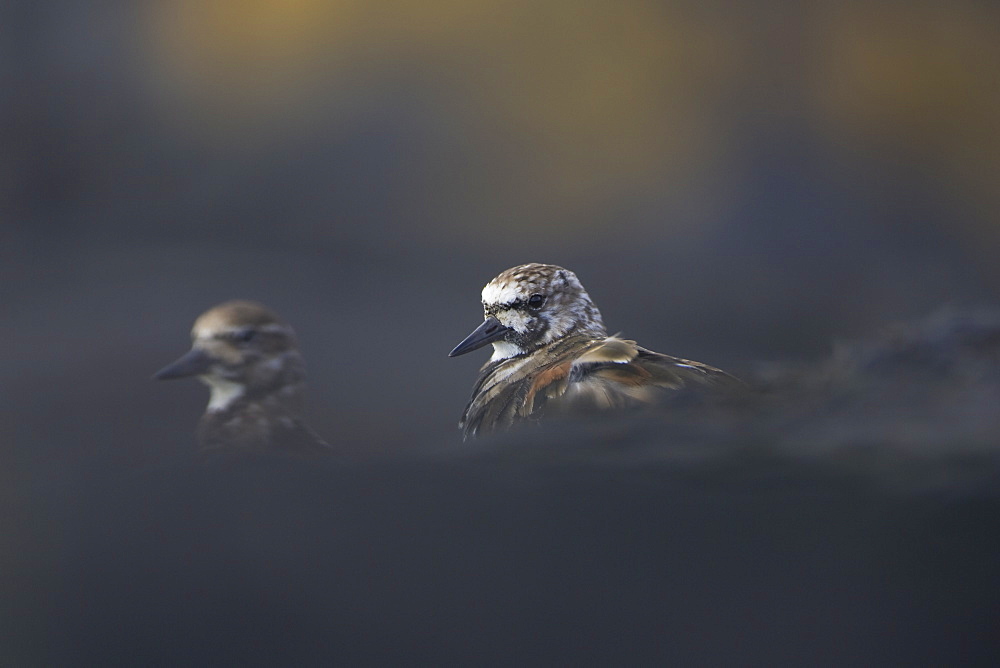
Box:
[5,0,998,463]
[4,1,1000,663]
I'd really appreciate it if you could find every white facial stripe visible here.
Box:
[481,280,525,306]
[192,323,291,341]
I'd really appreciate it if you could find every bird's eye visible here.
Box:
[234,329,256,343]
[527,294,546,309]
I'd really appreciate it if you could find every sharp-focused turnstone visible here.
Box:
[154,300,332,456]
[449,263,742,438]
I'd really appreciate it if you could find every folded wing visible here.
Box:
[459,336,743,438]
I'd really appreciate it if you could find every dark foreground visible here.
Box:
[5,310,1000,665]
[6,432,1000,666]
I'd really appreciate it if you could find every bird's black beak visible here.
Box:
[153,348,214,380]
[449,317,512,357]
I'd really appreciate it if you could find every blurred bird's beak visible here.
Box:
[153,348,214,380]
[449,317,512,357]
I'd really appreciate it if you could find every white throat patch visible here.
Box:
[201,376,246,411]
[490,341,524,361]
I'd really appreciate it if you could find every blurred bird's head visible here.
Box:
[154,300,305,412]
[450,263,607,361]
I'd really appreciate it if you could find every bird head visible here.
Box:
[449,263,607,361]
[154,300,304,412]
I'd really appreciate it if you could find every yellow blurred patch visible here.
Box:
[812,2,1000,264]
[141,1,747,243]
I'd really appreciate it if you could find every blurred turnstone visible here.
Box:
[154,300,332,456]
[449,263,742,438]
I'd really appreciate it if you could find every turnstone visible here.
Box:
[449,263,742,438]
[154,300,332,456]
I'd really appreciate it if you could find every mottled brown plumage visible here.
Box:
[450,264,742,438]
[154,300,332,458]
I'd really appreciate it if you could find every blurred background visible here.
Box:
[3,1,1000,663]
[4,0,1000,460]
